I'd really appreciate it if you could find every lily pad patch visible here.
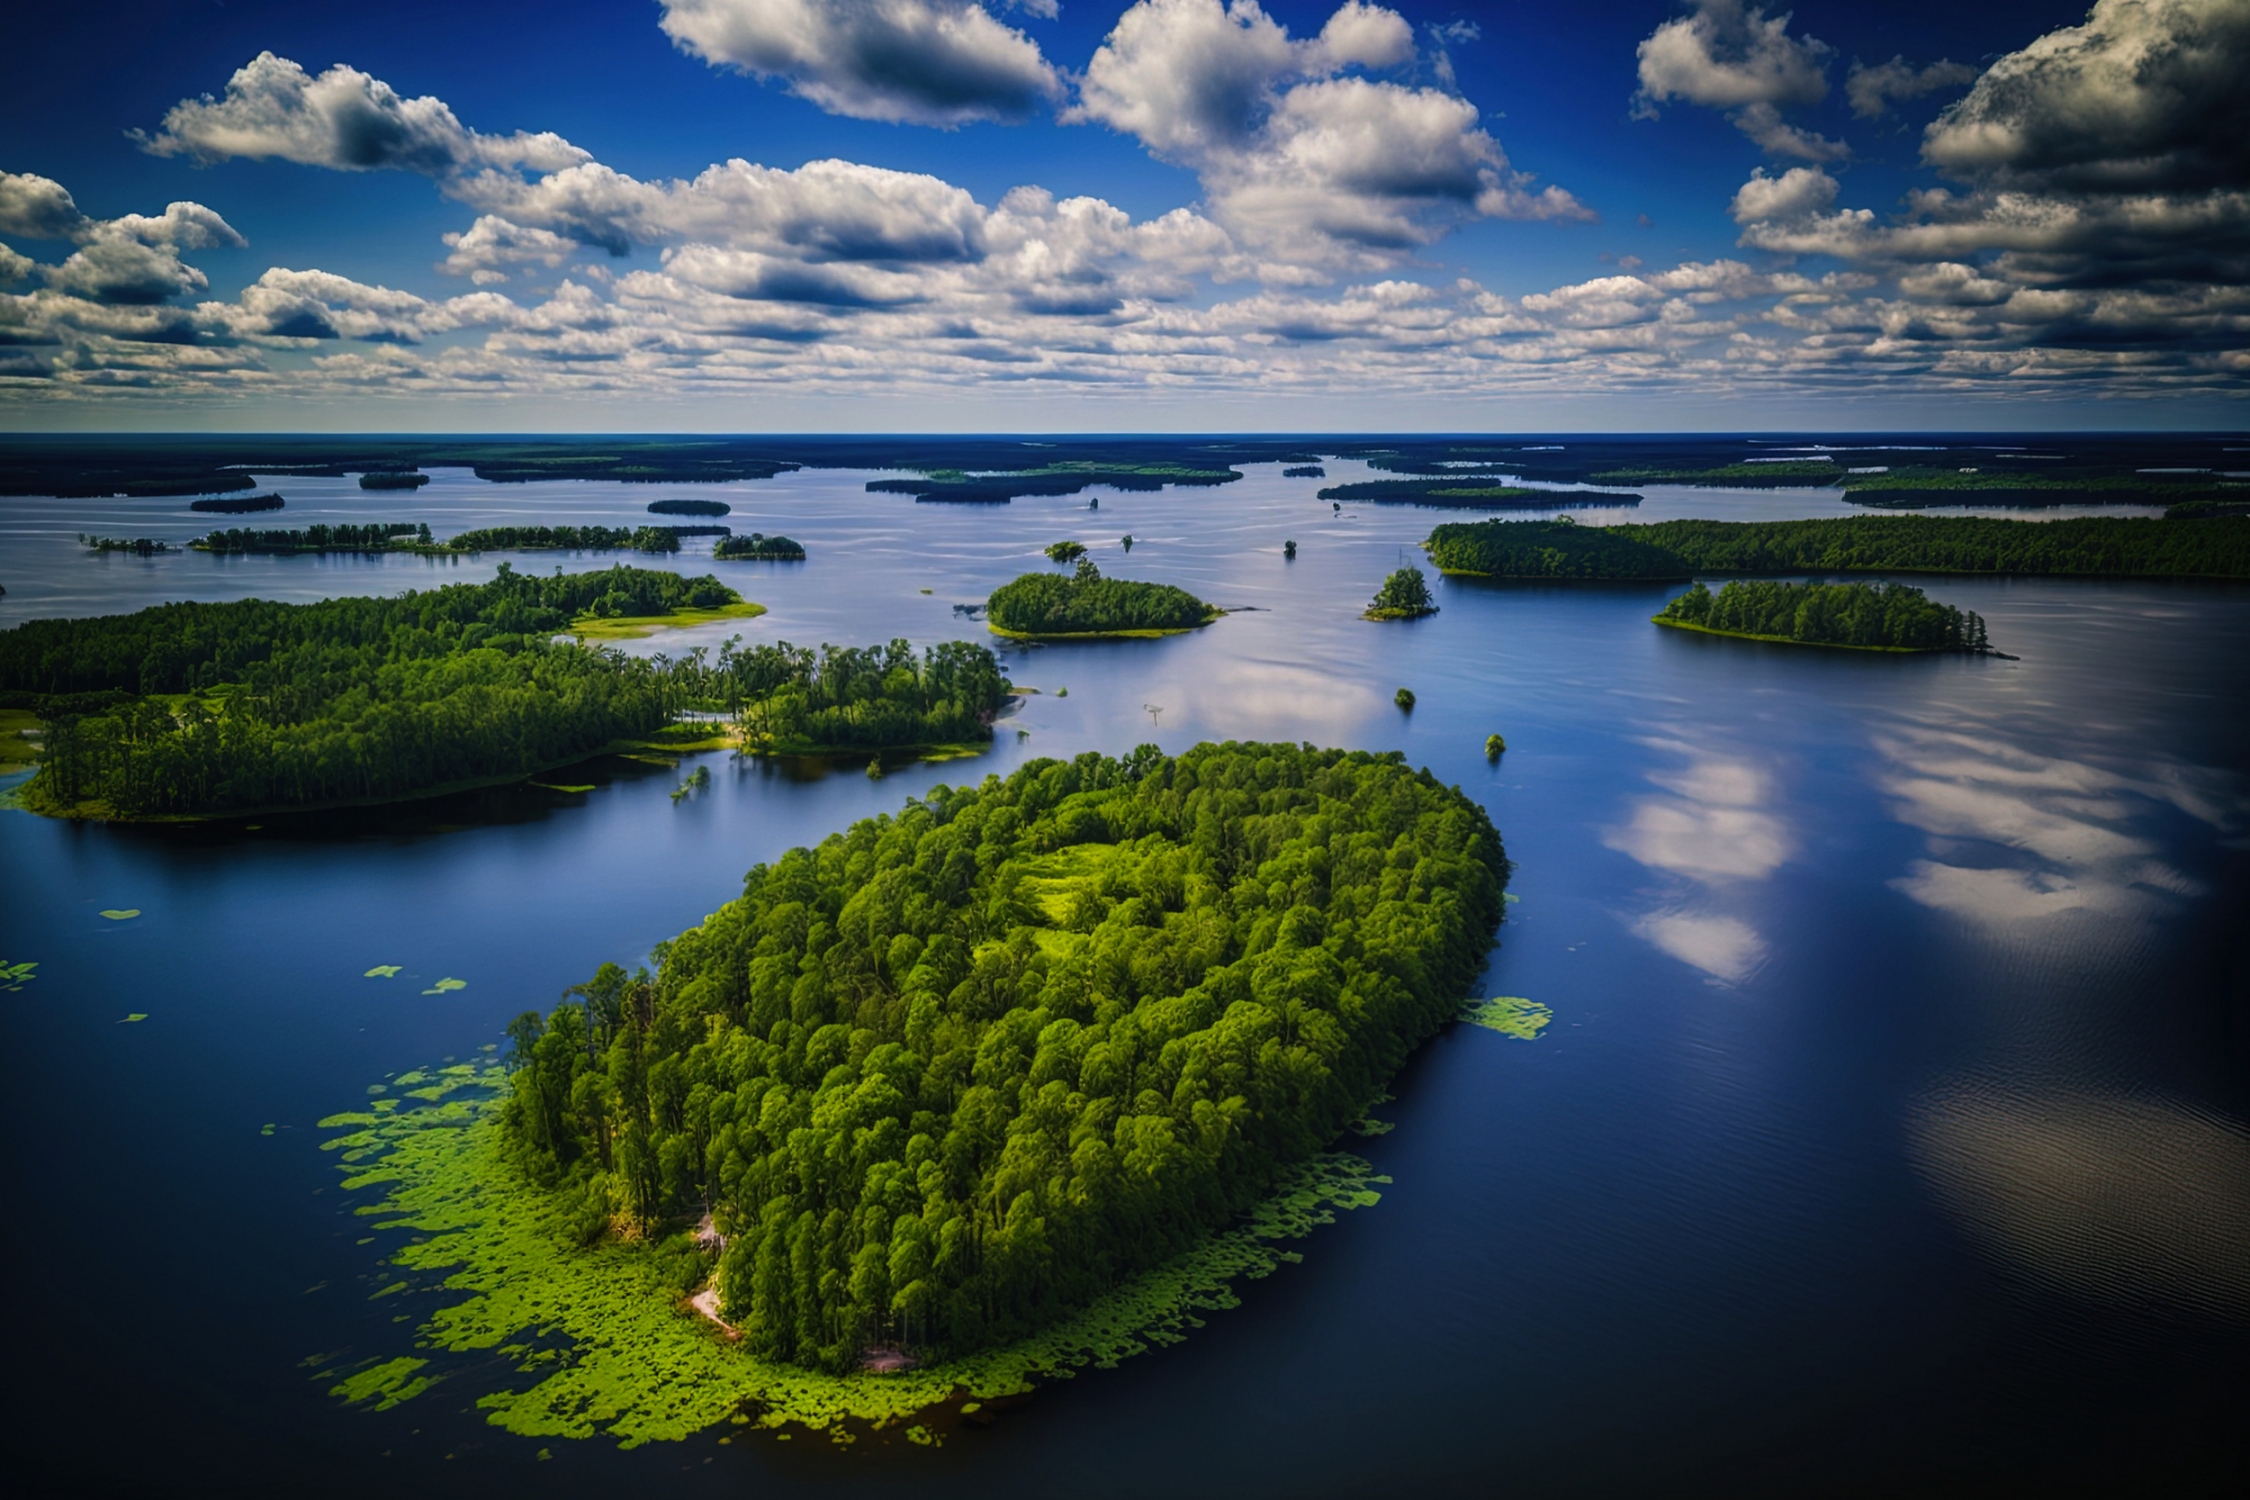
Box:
[422,977,466,994]
[365,965,402,978]
[1,959,35,992]
[100,909,140,921]
[1461,996,1552,1040]
[118,1013,148,1023]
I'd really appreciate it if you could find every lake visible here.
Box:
[4,458,2246,1496]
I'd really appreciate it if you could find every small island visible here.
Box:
[78,535,173,555]
[190,493,285,514]
[1364,566,1438,620]
[986,558,1219,639]
[1654,579,1992,653]
[711,532,806,561]
[359,471,430,490]
[723,637,1008,757]
[648,498,732,516]
[192,523,430,554]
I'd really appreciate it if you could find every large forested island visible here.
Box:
[1425,516,2250,581]
[499,741,1507,1370]
[1655,580,1990,653]
[0,565,752,818]
[715,638,1007,755]
[986,559,1219,638]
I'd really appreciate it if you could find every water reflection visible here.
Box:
[1605,737,1792,982]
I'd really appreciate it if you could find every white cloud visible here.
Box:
[658,0,1063,126]
[0,171,95,242]
[140,52,590,177]
[1633,1,1848,161]
[1076,0,1584,259]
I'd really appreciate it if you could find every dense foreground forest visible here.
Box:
[1425,516,2250,580]
[499,742,1507,1369]
[0,566,740,816]
[1656,580,1989,652]
[986,559,1217,636]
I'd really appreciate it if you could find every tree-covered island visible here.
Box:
[986,558,1219,639]
[192,522,431,554]
[712,533,807,561]
[1364,567,1437,619]
[1655,579,1991,652]
[498,741,1507,1371]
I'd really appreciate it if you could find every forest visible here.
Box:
[1365,567,1437,619]
[712,533,807,561]
[869,462,1243,505]
[0,565,739,817]
[192,523,429,554]
[1655,580,1989,652]
[1424,519,1691,579]
[1317,479,1641,508]
[497,740,1508,1370]
[714,638,1007,754]
[78,536,173,555]
[986,558,1217,636]
[359,472,429,490]
[442,525,709,554]
[190,493,285,514]
[1424,516,2250,580]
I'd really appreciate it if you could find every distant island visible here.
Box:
[358,471,429,490]
[648,498,732,516]
[871,461,1242,504]
[0,564,757,819]
[1283,464,1326,478]
[193,523,429,554]
[1319,479,1642,508]
[1424,516,2250,580]
[77,535,173,555]
[986,558,1218,638]
[1656,579,1991,653]
[190,493,285,514]
[443,524,715,554]
[712,532,806,560]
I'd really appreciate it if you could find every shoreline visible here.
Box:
[1650,617,1970,654]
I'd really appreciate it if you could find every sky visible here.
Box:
[0,0,2244,431]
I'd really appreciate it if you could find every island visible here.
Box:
[494,742,1506,1376]
[985,558,1219,639]
[1654,579,1992,653]
[1318,479,1642,508]
[78,535,173,555]
[870,461,1242,504]
[0,564,758,819]
[1364,566,1437,620]
[717,637,1007,757]
[1423,516,2250,581]
[192,523,430,554]
[442,524,715,554]
[359,471,430,490]
[648,498,732,516]
[711,533,806,561]
[190,493,285,514]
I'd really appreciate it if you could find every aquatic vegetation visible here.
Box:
[531,783,597,794]
[1461,997,1551,1039]
[671,766,711,803]
[119,1013,147,1023]
[423,978,468,995]
[100,909,139,920]
[324,1062,1391,1445]
[365,965,402,978]
[1,959,36,992]
[1365,567,1437,620]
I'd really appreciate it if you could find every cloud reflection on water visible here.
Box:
[1607,738,1792,982]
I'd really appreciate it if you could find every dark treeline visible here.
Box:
[193,523,429,553]
[1319,479,1643,508]
[714,638,1007,752]
[712,533,806,560]
[0,565,737,817]
[1425,520,1690,579]
[78,536,173,555]
[359,472,430,490]
[1425,516,2250,580]
[649,498,732,516]
[870,463,1242,504]
[190,493,285,514]
[986,558,1216,635]
[443,525,720,554]
[499,742,1506,1370]
[1657,579,1989,651]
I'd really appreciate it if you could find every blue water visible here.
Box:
[4,463,2246,1495]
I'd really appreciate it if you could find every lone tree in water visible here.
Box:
[1045,540,1087,564]
[1366,566,1437,620]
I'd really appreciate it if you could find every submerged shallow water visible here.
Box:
[4,462,2246,1496]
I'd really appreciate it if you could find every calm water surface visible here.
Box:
[3,464,2246,1496]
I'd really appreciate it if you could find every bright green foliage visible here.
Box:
[326,1060,1389,1444]
[1461,997,1550,1039]
[1424,519,1692,579]
[1656,579,1989,652]
[100,909,139,920]
[194,523,429,554]
[1395,688,1416,710]
[1,565,738,817]
[716,638,1009,753]
[1617,516,2250,579]
[1,960,35,992]
[500,743,1505,1373]
[119,1013,147,1023]
[1365,567,1436,619]
[1485,735,1506,759]
[366,965,402,978]
[1043,541,1087,564]
[987,561,1216,636]
[424,978,468,994]
[712,534,806,561]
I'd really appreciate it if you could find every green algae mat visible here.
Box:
[319,1064,1387,1448]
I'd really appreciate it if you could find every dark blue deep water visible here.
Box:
[4,459,2247,1497]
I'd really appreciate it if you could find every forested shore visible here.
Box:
[499,742,1507,1370]
[1655,580,1990,652]
[987,559,1217,637]
[1425,516,2250,580]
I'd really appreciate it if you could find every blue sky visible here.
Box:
[1,1,2243,430]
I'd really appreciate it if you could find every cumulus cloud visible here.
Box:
[1845,55,1976,119]
[1076,0,1583,258]
[139,52,591,177]
[0,173,246,308]
[0,171,95,242]
[1633,0,1848,161]
[1922,0,2250,193]
[657,0,1063,126]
